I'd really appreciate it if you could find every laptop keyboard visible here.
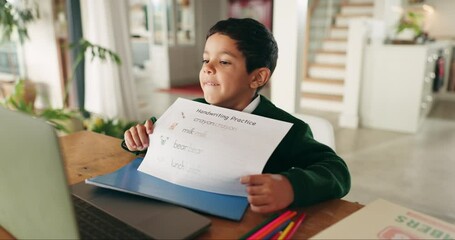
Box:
[72,195,151,239]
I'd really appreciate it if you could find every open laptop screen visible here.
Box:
[0,107,79,239]
[0,107,211,239]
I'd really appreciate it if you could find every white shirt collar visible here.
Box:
[242,95,261,113]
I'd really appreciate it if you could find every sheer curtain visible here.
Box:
[81,0,139,121]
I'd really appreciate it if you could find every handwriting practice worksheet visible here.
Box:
[138,98,292,196]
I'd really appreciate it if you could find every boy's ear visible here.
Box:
[250,67,271,89]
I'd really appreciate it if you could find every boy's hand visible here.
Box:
[124,119,154,151]
[240,174,294,213]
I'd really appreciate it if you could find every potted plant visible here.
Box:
[0,0,39,103]
[1,1,137,137]
[0,0,78,134]
[0,39,127,135]
[394,11,424,43]
[1,79,80,133]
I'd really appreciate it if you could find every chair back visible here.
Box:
[293,114,336,151]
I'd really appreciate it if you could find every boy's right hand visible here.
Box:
[124,119,154,151]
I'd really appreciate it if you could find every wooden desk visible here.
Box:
[0,131,363,239]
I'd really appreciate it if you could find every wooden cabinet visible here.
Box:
[360,43,450,133]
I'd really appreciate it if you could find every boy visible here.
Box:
[123,18,350,213]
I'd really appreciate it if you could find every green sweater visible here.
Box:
[122,95,350,207]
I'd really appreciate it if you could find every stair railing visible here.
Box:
[304,0,342,74]
[303,0,320,80]
[323,0,335,39]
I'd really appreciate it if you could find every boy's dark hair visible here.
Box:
[206,18,278,76]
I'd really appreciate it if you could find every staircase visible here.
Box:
[301,0,374,112]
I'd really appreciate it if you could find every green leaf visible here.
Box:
[84,116,137,138]
[39,108,74,121]
[46,120,70,134]
[396,11,424,35]
[0,0,39,44]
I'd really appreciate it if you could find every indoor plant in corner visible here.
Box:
[1,39,136,136]
[0,0,39,104]
[68,39,138,138]
[1,79,79,133]
[0,0,137,137]
[0,0,78,134]
[394,11,424,44]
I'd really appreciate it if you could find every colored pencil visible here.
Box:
[239,213,280,240]
[270,231,282,240]
[246,211,292,240]
[247,211,297,240]
[283,212,306,240]
[263,219,291,240]
[277,221,295,240]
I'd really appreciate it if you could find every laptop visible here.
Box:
[0,106,211,239]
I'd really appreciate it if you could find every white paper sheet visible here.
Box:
[137,98,292,196]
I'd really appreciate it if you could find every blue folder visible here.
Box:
[85,157,249,221]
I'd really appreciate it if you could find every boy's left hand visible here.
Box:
[240,174,294,213]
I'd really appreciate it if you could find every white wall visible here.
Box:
[23,0,63,108]
[425,0,455,38]
[382,0,404,40]
[271,0,307,113]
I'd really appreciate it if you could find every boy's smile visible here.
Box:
[199,33,257,111]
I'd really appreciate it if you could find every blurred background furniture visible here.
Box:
[293,113,336,151]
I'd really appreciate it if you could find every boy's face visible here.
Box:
[199,33,257,111]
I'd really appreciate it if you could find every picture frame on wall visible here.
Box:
[228,0,273,31]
